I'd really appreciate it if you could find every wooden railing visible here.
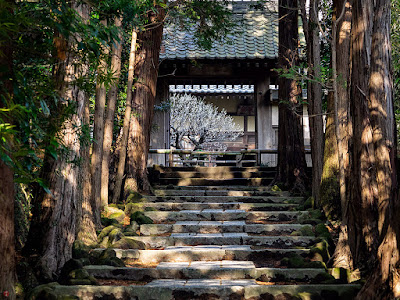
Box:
[148,149,281,167]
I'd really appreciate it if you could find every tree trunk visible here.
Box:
[125,8,165,194]
[347,0,377,271]
[112,29,137,203]
[24,2,88,280]
[319,92,341,221]
[91,19,109,215]
[0,16,16,296]
[0,161,15,299]
[353,0,400,297]
[76,84,97,245]
[304,0,324,205]
[275,0,307,193]
[330,0,353,269]
[101,16,123,207]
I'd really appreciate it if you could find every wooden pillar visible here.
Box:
[148,78,169,166]
[256,74,274,166]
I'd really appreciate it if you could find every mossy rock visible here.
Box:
[111,237,146,250]
[330,267,350,283]
[290,231,301,236]
[130,211,153,225]
[126,192,143,203]
[297,292,322,300]
[108,204,119,209]
[98,225,119,242]
[271,185,282,192]
[101,217,120,227]
[107,228,124,245]
[27,284,59,300]
[303,197,314,209]
[68,269,89,280]
[311,252,324,262]
[72,240,91,259]
[15,282,24,299]
[310,241,330,262]
[281,257,290,266]
[312,272,335,283]
[299,218,323,225]
[108,212,126,224]
[107,256,125,267]
[300,226,314,236]
[99,248,117,260]
[308,209,324,220]
[124,203,143,216]
[282,254,306,268]
[315,223,329,236]
[59,259,83,284]
[68,279,92,285]
[99,236,109,248]
[124,221,139,233]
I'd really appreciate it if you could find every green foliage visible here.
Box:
[392,0,400,144]
[167,0,235,50]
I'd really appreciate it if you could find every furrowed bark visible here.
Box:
[355,0,400,297]
[91,19,109,216]
[112,29,137,203]
[331,0,353,269]
[25,2,90,279]
[275,0,307,193]
[125,8,165,194]
[305,0,324,205]
[101,16,123,207]
[0,6,16,294]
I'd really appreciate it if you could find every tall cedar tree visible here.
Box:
[347,0,400,297]
[25,2,89,279]
[101,16,123,207]
[330,0,353,269]
[299,0,324,204]
[0,1,16,295]
[275,0,308,193]
[91,19,109,222]
[125,6,165,194]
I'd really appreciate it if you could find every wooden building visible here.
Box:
[149,1,311,167]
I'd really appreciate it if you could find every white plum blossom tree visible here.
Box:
[169,93,243,151]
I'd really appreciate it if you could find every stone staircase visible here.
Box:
[51,167,360,299]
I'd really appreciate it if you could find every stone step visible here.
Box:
[158,177,274,186]
[153,166,275,173]
[92,247,310,264]
[143,210,309,223]
[145,195,303,204]
[156,185,284,192]
[126,235,314,248]
[159,170,276,179]
[135,202,298,211]
[155,189,280,196]
[47,282,361,300]
[140,222,312,235]
[85,264,326,281]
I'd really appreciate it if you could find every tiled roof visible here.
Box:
[169,84,255,94]
[160,2,278,61]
